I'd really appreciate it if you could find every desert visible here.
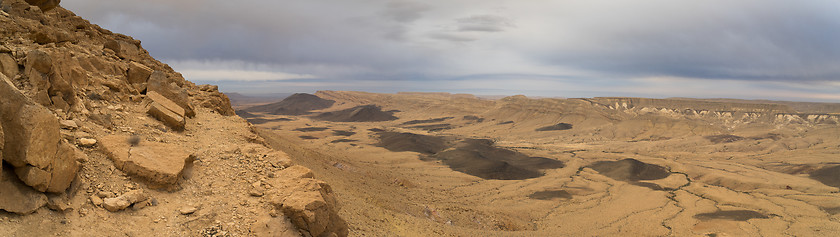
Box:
[1,0,839,236]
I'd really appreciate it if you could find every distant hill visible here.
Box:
[244,93,335,115]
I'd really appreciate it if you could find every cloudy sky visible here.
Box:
[62,0,840,102]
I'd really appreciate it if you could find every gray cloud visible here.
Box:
[60,0,840,102]
[455,15,513,32]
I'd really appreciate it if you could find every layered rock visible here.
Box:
[100,135,193,185]
[146,91,187,131]
[148,71,195,117]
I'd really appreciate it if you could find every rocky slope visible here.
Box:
[0,1,346,236]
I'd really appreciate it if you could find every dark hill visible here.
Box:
[313,105,398,122]
[244,93,335,115]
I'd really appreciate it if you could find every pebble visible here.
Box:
[79,138,97,147]
[179,205,198,215]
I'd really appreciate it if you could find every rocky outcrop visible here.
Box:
[0,74,78,193]
[195,84,236,116]
[268,166,348,237]
[100,135,193,185]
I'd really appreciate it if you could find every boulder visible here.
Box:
[12,141,78,192]
[24,0,61,12]
[0,74,58,168]
[1,73,78,192]
[0,121,3,177]
[100,135,193,185]
[0,167,48,214]
[0,53,18,79]
[104,39,140,60]
[148,71,195,117]
[146,91,186,131]
[268,166,348,237]
[127,62,152,92]
[250,215,302,237]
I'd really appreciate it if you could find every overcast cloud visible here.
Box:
[62,0,840,102]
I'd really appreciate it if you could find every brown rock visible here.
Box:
[195,84,235,116]
[24,50,52,106]
[102,190,149,212]
[104,39,140,60]
[250,215,302,237]
[0,53,18,79]
[274,165,315,181]
[179,205,198,215]
[147,91,186,131]
[127,62,152,92]
[32,31,56,45]
[100,135,193,185]
[102,197,130,212]
[26,49,52,74]
[14,165,50,192]
[268,177,348,237]
[79,138,97,147]
[59,120,78,130]
[148,71,195,117]
[90,195,103,206]
[24,0,61,12]
[45,141,79,193]
[0,167,47,214]
[0,74,59,169]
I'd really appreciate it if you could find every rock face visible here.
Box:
[146,91,187,131]
[268,166,348,237]
[24,0,61,12]
[0,74,78,193]
[100,135,193,185]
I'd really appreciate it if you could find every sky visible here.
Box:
[62,0,840,102]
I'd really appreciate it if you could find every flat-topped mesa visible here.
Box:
[587,97,796,114]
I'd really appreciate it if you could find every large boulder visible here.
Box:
[146,91,186,131]
[0,74,78,193]
[100,135,193,185]
[268,166,348,237]
[148,71,195,117]
[24,0,61,12]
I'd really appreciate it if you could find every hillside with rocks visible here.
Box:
[0,1,346,236]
